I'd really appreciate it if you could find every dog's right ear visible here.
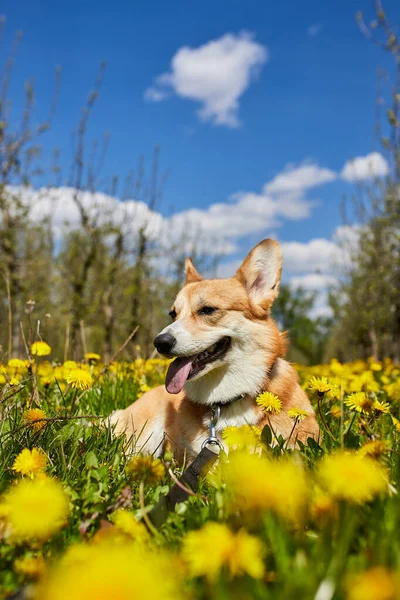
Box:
[236,239,282,309]
[185,257,203,284]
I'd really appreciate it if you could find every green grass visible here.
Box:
[1,360,400,599]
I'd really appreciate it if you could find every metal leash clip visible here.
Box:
[201,404,222,451]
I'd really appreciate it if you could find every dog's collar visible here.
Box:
[214,393,246,410]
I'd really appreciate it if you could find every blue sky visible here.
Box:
[2,0,398,309]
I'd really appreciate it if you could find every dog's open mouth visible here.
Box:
[165,337,231,394]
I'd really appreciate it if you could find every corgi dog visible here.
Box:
[110,239,319,461]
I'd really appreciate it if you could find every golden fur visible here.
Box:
[110,239,319,461]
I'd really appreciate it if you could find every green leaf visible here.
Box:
[85,451,98,469]
[261,424,273,446]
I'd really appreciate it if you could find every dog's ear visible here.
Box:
[185,257,203,284]
[236,239,282,308]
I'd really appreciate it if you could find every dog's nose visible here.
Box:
[154,332,176,355]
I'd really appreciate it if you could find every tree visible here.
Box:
[273,284,332,365]
[330,2,400,361]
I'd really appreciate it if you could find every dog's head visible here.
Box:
[154,239,285,405]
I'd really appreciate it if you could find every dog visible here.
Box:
[110,239,319,461]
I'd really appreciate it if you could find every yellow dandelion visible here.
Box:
[330,405,341,419]
[109,509,149,542]
[8,358,28,371]
[346,567,400,600]
[0,477,69,542]
[217,452,308,522]
[66,368,94,391]
[126,455,165,486]
[31,341,51,357]
[310,486,337,524]
[309,376,331,394]
[14,554,46,578]
[9,376,22,386]
[12,448,48,477]
[345,392,373,413]
[317,451,388,504]
[370,361,383,372]
[182,523,264,581]
[392,416,400,433]
[37,540,184,600]
[63,360,77,371]
[287,407,309,422]
[328,385,341,401]
[256,391,282,413]
[372,399,391,414]
[222,425,261,449]
[359,440,389,459]
[23,408,47,432]
[85,352,101,362]
[386,381,400,402]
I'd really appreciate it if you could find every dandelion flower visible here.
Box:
[14,554,46,578]
[392,416,400,433]
[12,448,48,476]
[310,487,337,524]
[23,408,47,432]
[345,392,373,413]
[370,361,383,372]
[317,451,388,504]
[110,509,149,542]
[372,400,391,414]
[66,368,94,391]
[256,391,282,413]
[359,440,389,459]
[309,376,331,394]
[217,452,307,522]
[330,405,341,419]
[222,425,261,449]
[287,407,309,422]
[85,352,101,362]
[37,541,184,600]
[8,358,28,371]
[386,381,400,402]
[182,523,264,581]
[126,455,165,486]
[328,385,341,401]
[0,477,69,542]
[31,341,51,357]
[346,567,400,600]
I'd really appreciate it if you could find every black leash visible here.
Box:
[148,442,220,529]
[148,404,223,529]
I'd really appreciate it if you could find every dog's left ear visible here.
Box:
[236,239,282,308]
[185,257,203,284]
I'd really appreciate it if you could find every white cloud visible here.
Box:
[11,158,339,265]
[341,152,389,181]
[264,163,336,195]
[23,186,164,246]
[307,24,322,37]
[281,238,340,275]
[144,32,268,127]
[289,273,338,291]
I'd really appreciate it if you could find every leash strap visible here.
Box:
[148,444,220,529]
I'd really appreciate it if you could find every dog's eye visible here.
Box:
[169,309,177,320]
[198,306,218,316]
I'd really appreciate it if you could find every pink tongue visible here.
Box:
[165,357,194,394]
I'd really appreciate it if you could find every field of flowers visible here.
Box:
[1,346,400,600]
